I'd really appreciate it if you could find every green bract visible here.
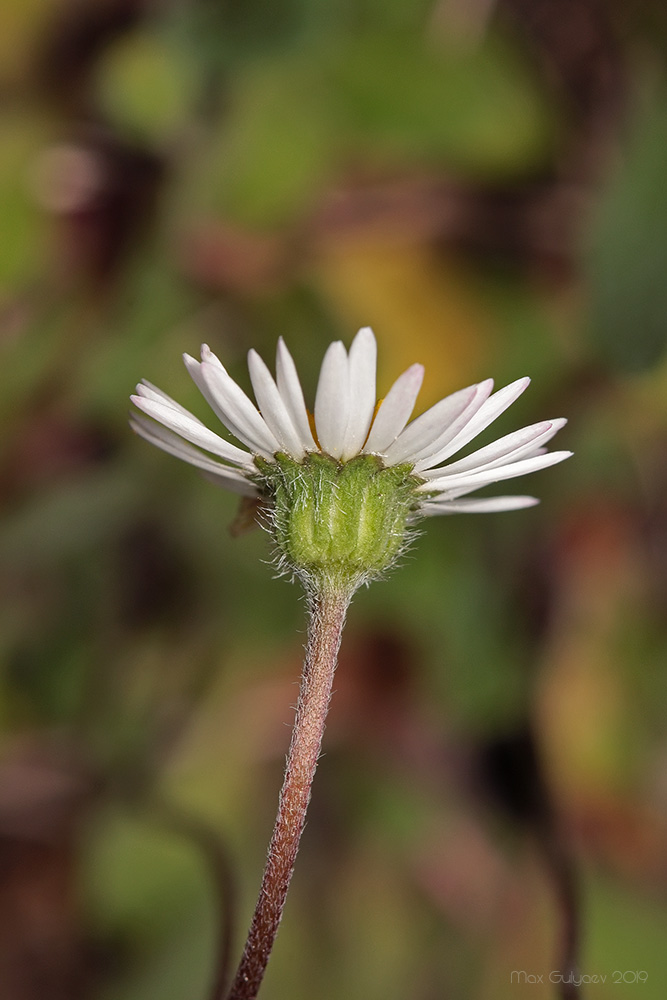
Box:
[255,452,424,591]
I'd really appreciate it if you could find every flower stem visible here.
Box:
[225,582,352,1000]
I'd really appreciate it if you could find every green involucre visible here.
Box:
[254,452,423,590]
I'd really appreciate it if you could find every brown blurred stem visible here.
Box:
[542,832,582,1000]
[149,801,237,1000]
[224,584,351,1000]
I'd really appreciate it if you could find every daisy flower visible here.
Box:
[130,326,571,1000]
[130,327,570,589]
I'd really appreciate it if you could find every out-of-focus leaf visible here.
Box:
[330,34,551,174]
[203,59,337,226]
[85,810,215,1000]
[95,32,197,141]
[585,85,667,372]
[210,32,551,226]
[85,810,213,939]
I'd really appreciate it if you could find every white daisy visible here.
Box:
[131,327,572,997]
[130,326,571,517]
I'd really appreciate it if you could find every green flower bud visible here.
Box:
[255,453,423,591]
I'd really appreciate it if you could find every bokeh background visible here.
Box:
[2,1,667,998]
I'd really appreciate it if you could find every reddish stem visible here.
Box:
[225,584,351,1000]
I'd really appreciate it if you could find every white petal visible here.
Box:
[411,379,494,470]
[420,418,567,478]
[314,340,349,458]
[199,360,280,458]
[341,327,377,460]
[130,414,257,496]
[421,495,540,515]
[200,343,225,369]
[183,351,232,425]
[419,449,573,493]
[135,380,204,421]
[247,349,306,458]
[183,344,266,433]
[363,363,424,455]
[423,377,531,467]
[384,384,479,465]
[131,413,212,467]
[275,338,317,451]
[130,394,253,467]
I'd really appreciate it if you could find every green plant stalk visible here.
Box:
[225,583,352,1000]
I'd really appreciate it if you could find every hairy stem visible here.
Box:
[225,583,352,1000]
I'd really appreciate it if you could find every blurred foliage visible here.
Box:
[2,1,667,999]
[585,83,667,372]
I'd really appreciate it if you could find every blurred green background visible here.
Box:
[2,1,667,998]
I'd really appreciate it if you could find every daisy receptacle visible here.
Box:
[131,327,571,999]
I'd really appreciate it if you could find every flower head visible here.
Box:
[131,327,570,590]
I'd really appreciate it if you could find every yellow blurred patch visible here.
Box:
[314,233,490,407]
